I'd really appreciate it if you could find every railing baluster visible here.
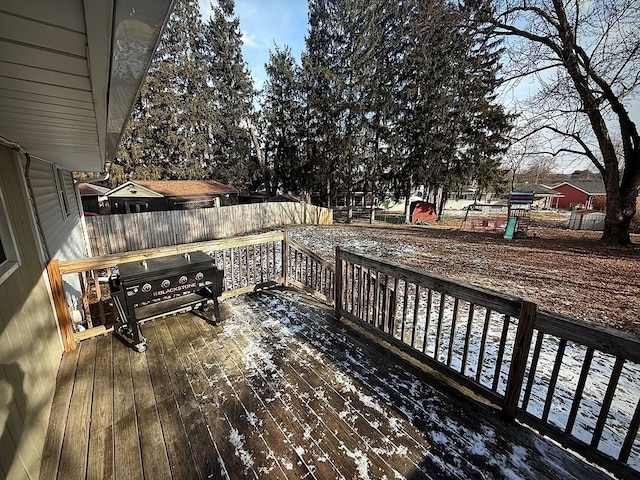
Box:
[475,308,492,383]
[492,315,511,392]
[542,338,567,423]
[619,397,640,463]
[401,280,409,341]
[521,331,545,411]
[373,271,381,328]
[410,285,420,347]
[435,293,446,363]
[461,303,475,375]
[422,289,432,354]
[391,276,399,337]
[591,356,625,448]
[447,298,460,368]
[565,347,594,435]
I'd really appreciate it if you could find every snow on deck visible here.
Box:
[42,288,614,479]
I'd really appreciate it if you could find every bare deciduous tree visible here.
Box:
[469,0,640,245]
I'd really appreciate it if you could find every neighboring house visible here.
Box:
[77,182,109,214]
[106,180,239,214]
[552,181,607,210]
[513,183,563,210]
[0,2,173,479]
[445,186,500,210]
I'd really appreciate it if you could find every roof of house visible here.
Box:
[134,180,238,196]
[552,181,606,195]
[78,183,110,196]
[513,183,561,196]
[108,180,238,197]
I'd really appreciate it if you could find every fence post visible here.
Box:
[282,230,289,287]
[334,246,343,320]
[503,299,538,420]
[46,259,76,352]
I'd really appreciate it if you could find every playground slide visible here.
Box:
[503,217,517,240]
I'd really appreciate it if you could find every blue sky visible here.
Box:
[198,0,309,91]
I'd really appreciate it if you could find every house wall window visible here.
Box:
[0,185,21,284]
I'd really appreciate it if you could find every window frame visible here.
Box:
[0,185,21,284]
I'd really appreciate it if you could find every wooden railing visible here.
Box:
[335,247,640,479]
[282,233,335,304]
[47,231,339,352]
[47,232,640,477]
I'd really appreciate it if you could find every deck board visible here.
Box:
[42,288,615,480]
[87,335,114,480]
[112,332,143,479]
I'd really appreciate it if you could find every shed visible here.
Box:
[77,183,109,214]
[411,201,437,224]
[568,210,606,231]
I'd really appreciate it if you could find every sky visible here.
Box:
[198,0,309,91]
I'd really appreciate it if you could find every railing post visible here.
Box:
[334,246,343,320]
[282,230,289,287]
[46,259,76,352]
[503,299,537,420]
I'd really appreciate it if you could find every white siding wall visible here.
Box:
[25,158,88,312]
[26,158,87,261]
[0,146,62,480]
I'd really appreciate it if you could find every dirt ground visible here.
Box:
[289,213,640,336]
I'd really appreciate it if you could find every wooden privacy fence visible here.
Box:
[335,247,640,479]
[85,202,333,255]
[48,231,335,351]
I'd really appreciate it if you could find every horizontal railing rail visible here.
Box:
[335,246,640,479]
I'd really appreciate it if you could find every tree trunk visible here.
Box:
[404,183,412,224]
[346,186,353,224]
[602,176,636,246]
[369,192,377,224]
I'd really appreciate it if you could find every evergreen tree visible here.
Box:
[203,0,257,190]
[261,46,307,196]
[113,0,209,184]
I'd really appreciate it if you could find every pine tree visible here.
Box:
[203,0,257,191]
[113,0,209,184]
[261,46,307,196]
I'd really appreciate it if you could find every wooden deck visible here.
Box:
[40,288,614,479]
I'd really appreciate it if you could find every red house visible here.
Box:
[552,181,607,210]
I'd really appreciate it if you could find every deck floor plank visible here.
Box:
[188,314,307,478]
[216,302,395,479]
[57,340,96,480]
[112,336,143,479]
[229,294,427,479]
[128,336,172,479]
[187,312,319,479]
[191,310,342,480]
[154,318,219,479]
[42,287,617,480]
[87,335,114,480]
[170,316,260,479]
[38,345,80,480]
[240,293,434,479]
[144,320,201,480]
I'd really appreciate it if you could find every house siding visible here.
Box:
[26,158,87,261]
[553,184,590,210]
[0,146,61,480]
